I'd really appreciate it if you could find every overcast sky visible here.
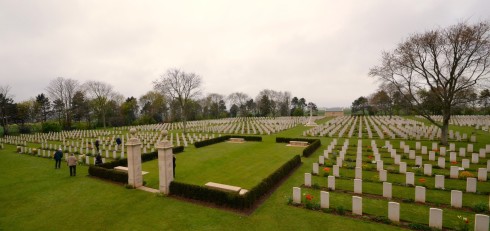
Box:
[1,0,489,108]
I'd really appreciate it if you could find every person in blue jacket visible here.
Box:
[54,149,63,169]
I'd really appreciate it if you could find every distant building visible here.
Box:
[324,108,344,117]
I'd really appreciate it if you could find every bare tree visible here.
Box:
[46,77,79,128]
[153,68,202,133]
[84,80,114,128]
[228,92,250,116]
[369,21,490,145]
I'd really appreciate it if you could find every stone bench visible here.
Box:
[288,141,309,147]
[114,166,149,175]
[228,138,245,143]
[205,182,248,195]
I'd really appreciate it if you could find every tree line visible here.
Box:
[0,69,316,135]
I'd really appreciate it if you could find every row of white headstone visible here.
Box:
[292,187,489,230]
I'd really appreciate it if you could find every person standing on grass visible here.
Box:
[95,153,102,165]
[54,149,63,169]
[173,155,176,178]
[67,153,78,176]
[116,137,122,150]
[95,139,100,152]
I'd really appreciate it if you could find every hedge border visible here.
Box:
[194,135,262,148]
[275,137,321,157]
[169,154,301,210]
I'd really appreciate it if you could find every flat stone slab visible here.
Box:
[287,141,309,147]
[228,138,245,143]
[239,189,249,196]
[114,166,149,175]
[205,182,241,193]
[137,186,159,193]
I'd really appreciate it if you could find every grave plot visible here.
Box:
[290,138,490,230]
[142,139,301,190]
[421,115,490,132]
[305,116,478,142]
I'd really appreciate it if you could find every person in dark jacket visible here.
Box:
[95,139,100,152]
[173,155,176,178]
[95,153,102,165]
[116,137,122,150]
[54,149,63,169]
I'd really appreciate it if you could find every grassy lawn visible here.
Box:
[142,139,301,189]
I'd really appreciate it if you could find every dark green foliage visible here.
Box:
[19,125,31,134]
[42,122,62,133]
[169,155,301,210]
[371,216,392,224]
[473,202,488,212]
[194,135,262,148]
[88,166,128,183]
[275,137,321,157]
[408,223,432,231]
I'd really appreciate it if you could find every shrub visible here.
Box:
[371,216,392,224]
[275,137,321,157]
[19,125,31,134]
[42,122,62,133]
[473,202,488,212]
[336,205,346,215]
[0,126,3,137]
[408,223,432,231]
[88,166,128,183]
[6,124,19,135]
[459,171,474,179]
[29,123,43,133]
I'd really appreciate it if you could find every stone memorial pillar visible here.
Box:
[126,128,143,188]
[155,130,175,194]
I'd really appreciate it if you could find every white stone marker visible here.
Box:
[304,173,312,187]
[409,150,416,159]
[406,172,415,186]
[328,176,335,190]
[354,179,362,194]
[156,130,174,194]
[352,196,362,215]
[399,162,407,174]
[480,149,486,158]
[377,160,383,171]
[429,208,443,229]
[451,190,462,208]
[394,155,401,165]
[379,170,387,182]
[472,153,479,164]
[429,151,435,161]
[415,186,426,203]
[488,160,490,172]
[85,156,90,165]
[450,143,455,151]
[461,159,469,169]
[415,156,422,167]
[336,157,343,167]
[383,182,392,199]
[293,187,301,204]
[424,164,432,176]
[478,168,487,181]
[320,191,329,208]
[474,214,489,231]
[438,157,445,169]
[459,147,466,157]
[388,202,400,222]
[313,163,319,175]
[432,142,438,151]
[333,165,339,177]
[450,152,457,162]
[355,167,362,179]
[435,175,445,189]
[468,144,473,153]
[450,166,459,179]
[466,177,477,193]
[440,147,446,156]
[421,146,427,154]
[126,129,143,188]
[319,156,324,165]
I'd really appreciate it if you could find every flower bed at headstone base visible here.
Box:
[275,137,321,157]
[169,155,301,210]
[194,135,262,148]
[88,146,184,183]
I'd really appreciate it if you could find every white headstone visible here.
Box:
[293,187,301,204]
[399,162,407,174]
[328,175,335,190]
[450,166,459,179]
[462,159,470,169]
[435,175,445,189]
[472,153,479,164]
[379,170,387,182]
[320,191,329,209]
[355,167,362,179]
[383,182,392,199]
[478,168,487,181]
[429,151,435,161]
[377,160,383,171]
[304,173,312,187]
[388,202,400,222]
[474,214,489,231]
[424,164,432,176]
[415,186,426,203]
[354,179,362,194]
[449,143,455,151]
[450,152,457,162]
[429,208,443,229]
[466,177,477,193]
[313,163,319,175]
[352,196,362,215]
[333,165,339,177]
[450,190,462,208]
[438,157,446,169]
[406,172,414,186]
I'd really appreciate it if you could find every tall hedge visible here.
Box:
[275,137,321,157]
[194,135,262,148]
[169,154,301,209]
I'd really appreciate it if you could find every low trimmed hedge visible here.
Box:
[89,146,184,180]
[169,154,301,210]
[194,135,262,148]
[275,137,321,157]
